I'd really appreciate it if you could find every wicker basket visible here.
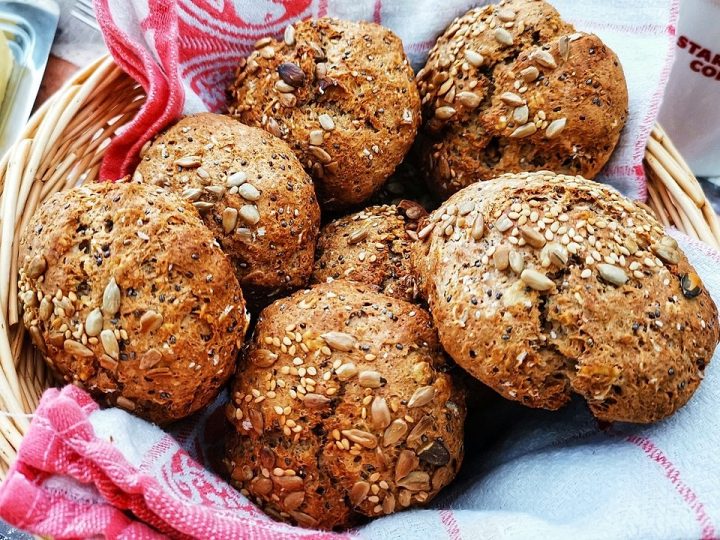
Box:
[0,54,718,478]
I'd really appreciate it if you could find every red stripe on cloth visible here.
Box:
[624,434,716,539]
[566,20,675,35]
[318,0,329,17]
[373,0,382,24]
[440,509,462,540]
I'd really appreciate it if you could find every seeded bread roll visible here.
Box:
[412,171,719,423]
[311,202,426,301]
[18,181,248,424]
[224,281,465,530]
[135,113,320,309]
[416,0,628,198]
[228,18,421,210]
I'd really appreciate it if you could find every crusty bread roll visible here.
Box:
[18,181,248,424]
[225,281,465,529]
[135,113,320,310]
[228,18,421,210]
[412,171,718,423]
[312,202,426,301]
[416,0,628,198]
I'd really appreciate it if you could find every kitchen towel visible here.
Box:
[93,0,678,200]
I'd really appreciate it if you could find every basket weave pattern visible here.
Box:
[0,55,717,478]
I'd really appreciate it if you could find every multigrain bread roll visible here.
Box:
[412,171,719,423]
[228,18,421,210]
[135,113,320,309]
[18,181,248,424]
[225,281,465,530]
[416,0,628,198]
[311,202,426,301]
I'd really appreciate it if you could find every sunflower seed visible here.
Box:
[284,25,296,46]
[274,475,303,491]
[196,166,209,179]
[383,419,409,446]
[193,201,215,213]
[309,129,324,145]
[435,106,456,120]
[238,183,261,201]
[546,243,568,267]
[85,308,103,337]
[174,155,201,168]
[509,250,524,274]
[419,440,451,466]
[395,450,419,481]
[140,310,163,333]
[532,49,557,69]
[681,272,702,298]
[249,408,264,434]
[500,92,524,107]
[284,491,304,511]
[342,429,378,449]
[397,471,430,491]
[521,269,554,291]
[254,477,273,495]
[495,215,513,232]
[437,78,454,97]
[116,396,136,411]
[348,228,369,245]
[432,466,453,490]
[510,123,537,138]
[371,397,391,429]
[520,66,540,82]
[29,326,47,354]
[266,117,282,137]
[254,36,272,49]
[303,393,331,409]
[513,105,529,124]
[336,362,358,380]
[181,188,203,201]
[140,348,162,370]
[597,263,628,286]
[545,118,567,139]
[651,243,680,265]
[350,481,370,506]
[309,145,332,164]
[359,370,382,388]
[259,46,275,59]
[493,244,510,271]
[558,36,570,61]
[39,297,52,320]
[455,92,481,109]
[520,226,546,248]
[274,79,296,93]
[471,214,485,240]
[318,113,335,131]
[464,49,484,67]
[102,277,121,316]
[291,511,317,528]
[322,331,356,351]
[494,27,513,45]
[418,222,435,240]
[399,489,412,507]
[239,205,260,225]
[27,255,47,278]
[408,385,435,408]
[497,8,516,21]
[64,339,94,358]
[222,207,238,233]
[383,493,396,514]
[100,329,119,360]
[406,415,434,448]
[278,62,305,88]
[227,171,247,187]
[253,349,278,368]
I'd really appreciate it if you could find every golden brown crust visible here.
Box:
[18,181,247,424]
[311,202,426,301]
[416,0,628,198]
[412,171,719,423]
[135,113,320,309]
[224,281,465,530]
[228,18,421,210]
